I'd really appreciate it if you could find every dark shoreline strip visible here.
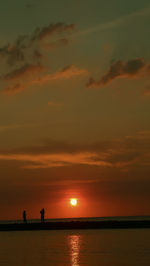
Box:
[0,220,150,231]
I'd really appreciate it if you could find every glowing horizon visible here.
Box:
[0,0,150,220]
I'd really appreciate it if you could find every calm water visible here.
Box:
[0,229,150,266]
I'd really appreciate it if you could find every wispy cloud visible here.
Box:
[0,131,150,170]
[77,5,150,37]
[0,123,40,132]
[32,65,87,84]
[0,152,112,169]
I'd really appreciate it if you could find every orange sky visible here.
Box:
[0,0,150,220]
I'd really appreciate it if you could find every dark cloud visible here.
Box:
[3,63,44,81]
[2,64,86,94]
[0,38,25,66]
[86,58,146,88]
[0,22,77,94]
[32,23,75,41]
[32,49,42,61]
[0,22,74,67]
[1,63,44,94]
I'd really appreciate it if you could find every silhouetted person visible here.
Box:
[40,208,45,222]
[23,210,27,223]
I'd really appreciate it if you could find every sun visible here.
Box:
[70,198,78,206]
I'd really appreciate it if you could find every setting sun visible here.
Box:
[70,198,78,206]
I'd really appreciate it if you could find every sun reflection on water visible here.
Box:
[68,234,81,266]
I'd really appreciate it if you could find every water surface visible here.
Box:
[0,229,150,265]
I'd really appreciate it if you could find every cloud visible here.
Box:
[0,36,26,65]
[2,83,25,95]
[0,23,75,66]
[0,152,112,169]
[0,21,86,95]
[2,64,87,94]
[1,63,44,94]
[0,123,40,132]
[86,58,146,88]
[33,65,87,85]
[3,63,44,81]
[0,131,150,170]
[77,5,150,37]
[32,23,75,41]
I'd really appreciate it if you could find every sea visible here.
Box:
[0,217,150,266]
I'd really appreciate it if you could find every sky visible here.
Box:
[0,0,150,220]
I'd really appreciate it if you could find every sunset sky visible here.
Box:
[0,0,150,220]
